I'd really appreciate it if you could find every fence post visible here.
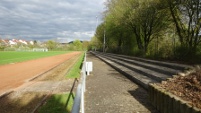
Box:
[71,84,82,113]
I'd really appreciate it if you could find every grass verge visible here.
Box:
[38,93,74,113]
[66,52,84,78]
[39,52,85,113]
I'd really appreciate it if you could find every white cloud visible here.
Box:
[0,0,105,42]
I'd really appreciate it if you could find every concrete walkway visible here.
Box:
[85,53,160,113]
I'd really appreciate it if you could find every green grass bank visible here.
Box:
[38,93,74,113]
[66,52,85,78]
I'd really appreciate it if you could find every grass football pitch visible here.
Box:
[0,51,70,65]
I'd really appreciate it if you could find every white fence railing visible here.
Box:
[71,52,87,113]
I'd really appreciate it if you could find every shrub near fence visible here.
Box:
[4,47,16,51]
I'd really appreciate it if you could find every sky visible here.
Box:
[0,0,105,43]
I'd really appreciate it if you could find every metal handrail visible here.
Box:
[72,52,86,113]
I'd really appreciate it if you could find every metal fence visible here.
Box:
[71,52,87,113]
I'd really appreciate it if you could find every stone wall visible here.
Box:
[149,84,201,113]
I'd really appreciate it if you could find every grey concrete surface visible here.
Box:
[85,52,159,113]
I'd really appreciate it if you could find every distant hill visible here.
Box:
[68,40,83,44]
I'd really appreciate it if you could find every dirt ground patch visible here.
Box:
[157,68,201,109]
[0,52,81,113]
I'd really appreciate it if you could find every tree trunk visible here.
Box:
[168,1,184,45]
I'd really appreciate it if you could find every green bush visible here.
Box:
[4,47,16,51]
[157,42,174,59]
[0,46,5,51]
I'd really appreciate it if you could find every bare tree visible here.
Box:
[167,0,201,55]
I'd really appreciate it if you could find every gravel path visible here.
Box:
[85,53,160,113]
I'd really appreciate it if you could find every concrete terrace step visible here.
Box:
[105,53,192,71]
[103,54,181,76]
[101,55,170,82]
[91,51,192,90]
[96,55,157,89]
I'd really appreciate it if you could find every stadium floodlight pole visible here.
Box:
[95,16,99,29]
[103,29,106,53]
[94,15,99,51]
[103,20,106,53]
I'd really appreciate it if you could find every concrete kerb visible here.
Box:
[149,84,201,113]
[27,60,67,82]
[0,90,14,99]
[27,54,80,82]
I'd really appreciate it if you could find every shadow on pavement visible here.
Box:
[128,88,160,113]
[0,92,46,113]
[65,78,78,108]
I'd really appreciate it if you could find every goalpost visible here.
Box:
[32,48,48,52]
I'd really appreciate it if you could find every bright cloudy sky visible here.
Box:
[0,0,105,42]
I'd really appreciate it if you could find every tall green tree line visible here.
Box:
[91,0,201,62]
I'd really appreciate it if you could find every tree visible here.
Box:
[166,0,201,56]
[82,41,89,51]
[89,36,102,51]
[73,40,82,51]
[128,0,170,53]
[46,40,57,50]
[99,0,138,54]
[103,0,170,54]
